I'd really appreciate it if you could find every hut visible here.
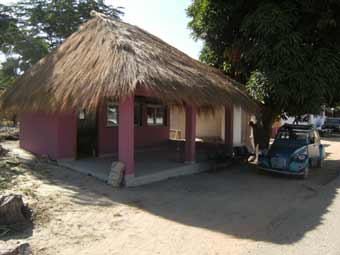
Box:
[0,12,257,185]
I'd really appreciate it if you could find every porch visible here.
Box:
[60,89,236,186]
[59,142,211,186]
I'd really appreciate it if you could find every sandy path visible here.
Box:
[1,138,340,255]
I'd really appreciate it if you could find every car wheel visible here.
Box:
[317,159,323,168]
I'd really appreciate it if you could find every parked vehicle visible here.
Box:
[258,124,325,179]
[319,126,333,137]
[322,117,340,133]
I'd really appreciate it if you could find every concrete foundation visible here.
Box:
[59,145,211,187]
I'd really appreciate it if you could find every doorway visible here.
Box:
[77,110,98,159]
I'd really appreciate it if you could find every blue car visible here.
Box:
[258,124,325,179]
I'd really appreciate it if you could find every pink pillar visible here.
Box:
[185,105,197,163]
[118,95,135,176]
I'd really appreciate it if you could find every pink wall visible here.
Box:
[134,126,170,148]
[97,103,118,155]
[20,113,59,159]
[20,112,76,160]
[20,90,170,159]
[97,98,170,156]
[135,101,170,148]
[57,112,77,159]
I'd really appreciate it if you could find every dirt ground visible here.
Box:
[1,138,340,255]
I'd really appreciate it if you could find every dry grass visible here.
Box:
[0,11,258,116]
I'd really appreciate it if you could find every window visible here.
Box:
[78,110,86,120]
[147,104,166,126]
[107,101,143,127]
[107,103,118,127]
[276,130,309,141]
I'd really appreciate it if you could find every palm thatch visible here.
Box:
[0,11,258,115]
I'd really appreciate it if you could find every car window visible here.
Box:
[276,130,309,141]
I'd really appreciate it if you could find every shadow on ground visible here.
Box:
[5,138,340,245]
[0,161,34,240]
[0,222,34,241]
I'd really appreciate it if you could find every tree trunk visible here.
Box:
[0,195,31,225]
[261,108,277,149]
[253,107,277,150]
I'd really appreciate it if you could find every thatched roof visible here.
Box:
[0,11,258,114]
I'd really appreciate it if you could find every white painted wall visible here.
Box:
[170,108,186,137]
[170,105,251,146]
[197,111,223,138]
[233,105,242,146]
[170,107,224,139]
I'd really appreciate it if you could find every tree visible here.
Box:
[14,0,123,48]
[0,4,19,49]
[0,4,25,90]
[0,0,123,90]
[187,0,340,147]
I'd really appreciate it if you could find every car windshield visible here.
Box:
[275,130,309,145]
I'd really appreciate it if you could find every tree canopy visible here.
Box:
[187,0,340,119]
[0,0,123,90]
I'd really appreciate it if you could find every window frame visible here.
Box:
[146,104,166,126]
[106,102,119,127]
[78,109,86,120]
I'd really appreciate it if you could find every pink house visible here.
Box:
[0,12,257,185]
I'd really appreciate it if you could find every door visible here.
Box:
[77,110,98,159]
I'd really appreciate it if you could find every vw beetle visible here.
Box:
[258,124,325,179]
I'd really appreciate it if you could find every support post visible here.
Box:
[118,95,135,176]
[224,103,234,148]
[185,105,197,163]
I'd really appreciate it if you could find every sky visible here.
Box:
[0,0,203,60]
